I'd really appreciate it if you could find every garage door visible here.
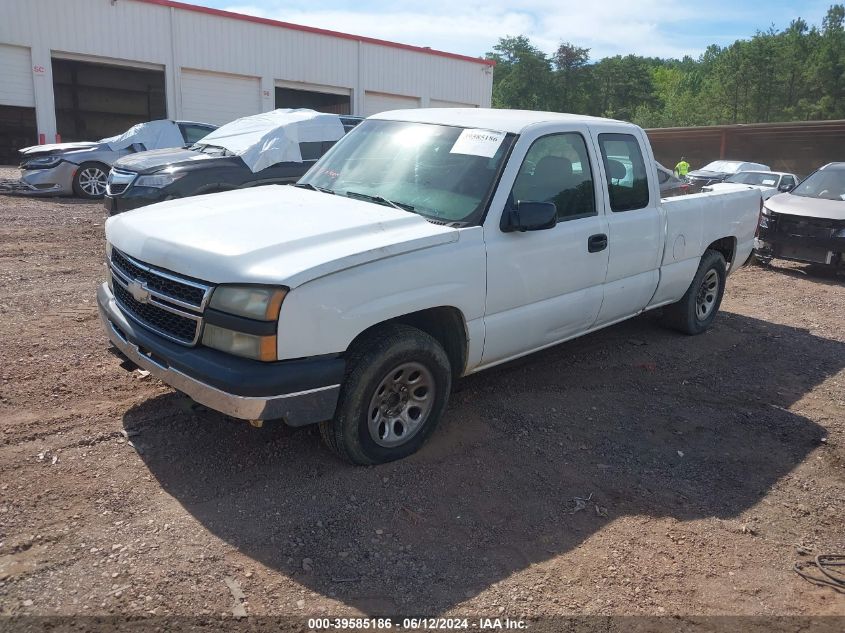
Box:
[363,92,420,117]
[181,69,261,126]
[53,58,166,142]
[431,99,476,109]
[0,44,35,107]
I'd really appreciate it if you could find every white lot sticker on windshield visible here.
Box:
[762,179,776,185]
[450,129,506,158]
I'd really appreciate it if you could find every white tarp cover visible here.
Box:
[19,141,98,155]
[196,109,345,173]
[101,120,186,152]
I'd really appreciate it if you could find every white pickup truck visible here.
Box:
[98,109,760,464]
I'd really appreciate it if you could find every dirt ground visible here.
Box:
[0,176,843,623]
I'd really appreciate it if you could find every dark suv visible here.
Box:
[105,112,362,213]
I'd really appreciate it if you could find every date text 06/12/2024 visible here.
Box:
[307,618,528,630]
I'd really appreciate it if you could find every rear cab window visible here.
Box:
[598,133,650,212]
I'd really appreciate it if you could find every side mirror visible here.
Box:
[778,183,795,193]
[501,200,557,233]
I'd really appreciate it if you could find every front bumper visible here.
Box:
[104,187,168,214]
[19,163,76,196]
[97,283,344,424]
[754,227,844,266]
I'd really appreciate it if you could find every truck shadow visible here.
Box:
[122,311,839,615]
[761,261,845,286]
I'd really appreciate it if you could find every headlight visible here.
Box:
[208,285,287,321]
[106,242,113,259]
[202,324,277,361]
[834,228,845,238]
[761,206,773,216]
[23,156,61,169]
[134,173,184,188]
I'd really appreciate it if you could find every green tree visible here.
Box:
[552,42,591,113]
[487,4,845,127]
[486,36,554,110]
[589,55,657,121]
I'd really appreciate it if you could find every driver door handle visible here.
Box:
[588,233,608,253]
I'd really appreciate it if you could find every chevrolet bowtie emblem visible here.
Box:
[127,280,151,304]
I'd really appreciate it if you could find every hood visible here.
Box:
[704,182,779,200]
[105,185,458,287]
[705,182,775,192]
[687,169,727,180]
[112,147,213,174]
[765,192,845,221]
[19,141,101,156]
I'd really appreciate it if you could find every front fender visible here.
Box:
[275,229,486,368]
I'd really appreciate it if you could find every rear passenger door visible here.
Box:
[591,131,662,326]
[482,129,610,365]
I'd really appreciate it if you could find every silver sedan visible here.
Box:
[18,120,216,199]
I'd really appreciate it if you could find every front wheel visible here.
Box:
[72,162,109,199]
[320,324,452,465]
[662,249,727,335]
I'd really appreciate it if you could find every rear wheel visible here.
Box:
[320,324,452,465]
[72,162,109,199]
[662,249,727,335]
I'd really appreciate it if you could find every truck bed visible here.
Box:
[649,188,760,308]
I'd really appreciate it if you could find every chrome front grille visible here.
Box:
[106,169,137,196]
[108,248,213,346]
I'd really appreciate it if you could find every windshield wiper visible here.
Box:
[294,183,335,194]
[344,190,415,212]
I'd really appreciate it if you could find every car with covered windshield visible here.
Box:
[104,109,361,213]
[17,120,216,199]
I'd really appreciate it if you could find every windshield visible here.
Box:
[791,166,845,201]
[724,172,779,186]
[299,119,516,224]
[700,160,745,173]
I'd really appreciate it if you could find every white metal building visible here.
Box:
[0,0,494,161]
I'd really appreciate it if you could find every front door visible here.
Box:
[482,130,610,366]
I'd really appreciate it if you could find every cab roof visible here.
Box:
[369,108,632,134]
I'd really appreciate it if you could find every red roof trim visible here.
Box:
[134,0,496,66]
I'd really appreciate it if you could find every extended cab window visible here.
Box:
[598,133,650,212]
[511,133,596,221]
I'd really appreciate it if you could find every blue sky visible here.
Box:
[189,0,833,61]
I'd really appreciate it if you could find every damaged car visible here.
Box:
[754,162,845,270]
[702,170,799,201]
[685,160,770,192]
[104,109,362,213]
[17,120,216,199]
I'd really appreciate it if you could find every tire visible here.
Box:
[72,162,109,199]
[319,323,452,465]
[662,249,727,335]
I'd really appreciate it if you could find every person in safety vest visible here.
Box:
[675,157,690,178]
